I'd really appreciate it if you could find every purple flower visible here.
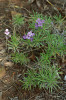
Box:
[23,35,27,39]
[64,43,66,45]
[51,22,53,26]
[38,22,43,27]
[23,31,35,41]
[30,38,33,42]
[26,35,31,39]
[4,29,10,35]
[41,20,45,23]
[35,23,38,28]
[27,31,35,37]
[36,18,41,23]
[35,18,45,28]
[36,18,45,24]
[51,22,53,25]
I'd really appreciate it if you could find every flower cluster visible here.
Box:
[35,18,45,28]
[4,29,10,35]
[23,18,45,42]
[4,29,11,39]
[23,31,35,41]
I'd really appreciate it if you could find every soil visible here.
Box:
[0,0,66,100]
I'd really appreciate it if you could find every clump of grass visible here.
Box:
[12,14,24,28]
[5,12,65,92]
[21,65,61,93]
[12,14,25,35]
[12,52,29,65]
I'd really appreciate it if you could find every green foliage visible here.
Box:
[29,12,52,34]
[46,33,65,54]
[22,65,60,92]
[8,35,20,53]
[22,31,46,48]
[12,14,25,28]
[53,14,63,24]
[7,12,65,92]
[39,33,65,66]
[12,52,29,65]
[22,12,53,48]
[29,12,44,29]
[39,53,51,66]
[21,12,65,92]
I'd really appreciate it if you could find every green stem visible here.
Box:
[13,26,16,36]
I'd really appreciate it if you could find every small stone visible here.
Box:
[14,97,18,100]
[64,75,66,81]
[0,58,2,61]
[4,62,14,67]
